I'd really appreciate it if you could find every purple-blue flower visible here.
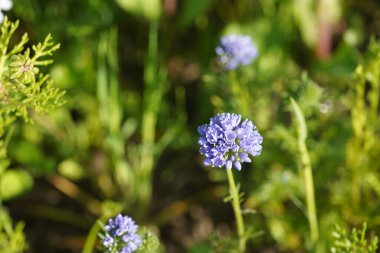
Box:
[102,214,142,253]
[198,113,263,171]
[216,34,258,70]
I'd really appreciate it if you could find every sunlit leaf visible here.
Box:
[0,169,33,201]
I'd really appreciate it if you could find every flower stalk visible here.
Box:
[139,19,164,213]
[290,98,319,247]
[226,168,246,252]
[299,141,319,244]
[197,113,263,252]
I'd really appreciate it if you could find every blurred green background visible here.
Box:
[2,0,380,252]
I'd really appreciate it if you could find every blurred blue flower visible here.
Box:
[102,214,142,253]
[0,0,12,23]
[216,34,258,70]
[198,113,263,171]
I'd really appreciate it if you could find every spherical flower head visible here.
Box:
[198,113,263,171]
[0,0,12,23]
[102,214,142,253]
[215,34,258,71]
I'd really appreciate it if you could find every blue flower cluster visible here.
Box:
[216,34,258,70]
[102,214,142,253]
[198,113,263,171]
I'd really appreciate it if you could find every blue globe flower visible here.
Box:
[198,113,263,171]
[102,214,142,253]
[216,34,258,70]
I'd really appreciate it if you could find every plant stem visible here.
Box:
[82,215,117,253]
[82,217,103,253]
[226,168,246,252]
[48,174,102,216]
[290,97,319,247]
[299,141,319,245]
[139,19,162,213]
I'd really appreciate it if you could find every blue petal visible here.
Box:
[234,161,242,171]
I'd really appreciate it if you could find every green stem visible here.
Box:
[82,217,104,253]
[135,19,160,217]
[299,141,319,246]
[226,168,246,252]
[48,174,102,216]
[290,97,319,248]
[352,163,360,208]
[82,217,100,253]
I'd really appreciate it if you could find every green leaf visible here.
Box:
[186,242,213,253]
[136,227,161,253]
[331,223,378,253]
[122,118,138,139]
[292,0,318,47]
[177,0,215,28]
[115,0,161,20]
[11,141,44,166]
[0,169,33,201]
[0,207,28,253]
[58,159,86,181]
[290,97,308,142]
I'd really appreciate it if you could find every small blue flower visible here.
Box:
[102,214,142,253]
[216,34,258,70]
[198,113,263,171]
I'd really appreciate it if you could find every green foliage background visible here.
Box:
[1,0,380,252]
